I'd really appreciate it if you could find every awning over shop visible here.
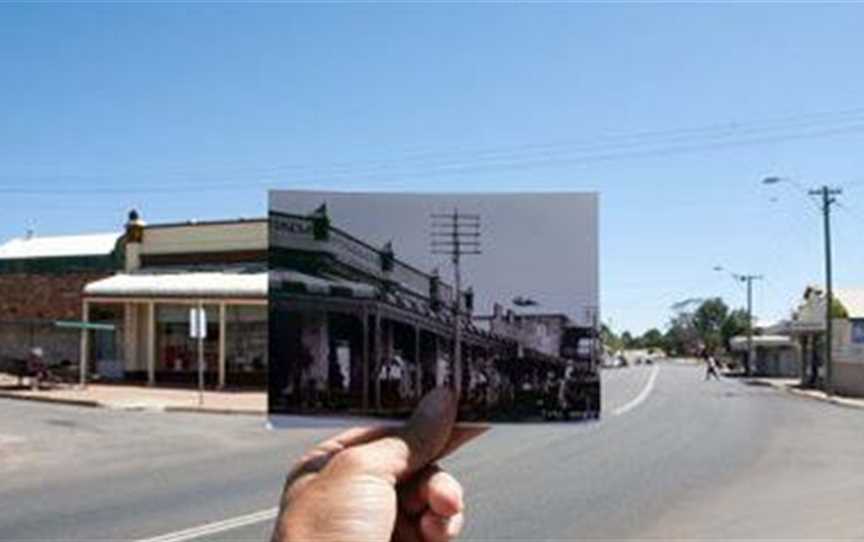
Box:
[729,334,795,351]
[271,270,377,298]
[84,272,267,298]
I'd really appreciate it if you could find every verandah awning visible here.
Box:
[271,270,377,299]
[84,272,267,299]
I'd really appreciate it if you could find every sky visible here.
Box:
[4,4,864,334]
[270,191,599,326]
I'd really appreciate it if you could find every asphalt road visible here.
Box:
[2,362,863,541]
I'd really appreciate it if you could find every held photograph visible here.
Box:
[268,191,599,422]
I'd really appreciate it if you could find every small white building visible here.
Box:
[770,286,864,397]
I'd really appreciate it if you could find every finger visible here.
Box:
[289,425,396,480]
[330,387,457,483]
[400,465,463,518]
[283,426,397,502]
[325,425,398,448]
[391,511,423,542]
[436,424,489,461]
[420,510,464,542]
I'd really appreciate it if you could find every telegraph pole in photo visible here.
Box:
[431,209,481,397]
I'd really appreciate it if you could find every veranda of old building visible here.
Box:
[79,213,269,389]
[268,209,524,415]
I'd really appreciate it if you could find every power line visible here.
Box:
[6,109,864,195]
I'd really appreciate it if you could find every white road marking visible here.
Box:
[135,366,660,541]
[133,507,278,542]
[612,364,660,416]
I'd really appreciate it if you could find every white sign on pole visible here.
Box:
[189,308,207,339]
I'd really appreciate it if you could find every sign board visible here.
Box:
[189,308,207,339]
[55,320,116,332]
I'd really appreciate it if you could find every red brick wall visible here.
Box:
[0,272,109,321]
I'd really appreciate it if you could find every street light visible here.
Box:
[762,175,841,395]
[714,265,762,376]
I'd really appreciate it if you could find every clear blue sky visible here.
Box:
[4,3,864,334]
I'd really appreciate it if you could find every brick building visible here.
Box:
[0,232,123,364]
[0,212,268,388]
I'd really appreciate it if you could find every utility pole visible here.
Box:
[431,209,481,397]
[809,185,842,396]
[743,274,763,376]
[713,266,761,375]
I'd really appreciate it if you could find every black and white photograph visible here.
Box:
[268,191,599,421]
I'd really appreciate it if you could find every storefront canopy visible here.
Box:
[84,272,267,299]
[729,335,795,351]
[270,270,377,299]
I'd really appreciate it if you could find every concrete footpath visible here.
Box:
[742,375,864,409]
[0,375,265,414]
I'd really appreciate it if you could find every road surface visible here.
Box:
[1,362,862,540]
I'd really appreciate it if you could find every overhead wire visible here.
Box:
[5,107,864,194]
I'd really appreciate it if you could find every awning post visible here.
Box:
[374,313,382,411]
[218,302,227,389]
[362,308,369,410]
[414,325,421,398]
[79,300,90,389]
[147,302,156,386]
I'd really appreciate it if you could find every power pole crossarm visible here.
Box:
[430,209,481,398]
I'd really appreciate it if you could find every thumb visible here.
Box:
[330,387,458,484]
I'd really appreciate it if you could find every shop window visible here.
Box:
[226,305,268,373]
[156,304,219,372]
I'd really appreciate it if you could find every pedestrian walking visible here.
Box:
[704,353,721,381]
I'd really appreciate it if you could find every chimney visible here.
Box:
[124,209,145,272]
[310,202,330,241]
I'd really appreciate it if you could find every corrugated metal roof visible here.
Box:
[0,233,120,260]
[84,272,266,298]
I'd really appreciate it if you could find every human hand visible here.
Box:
[271,388,485,542]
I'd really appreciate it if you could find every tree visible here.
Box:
[621,331,636,349]
[831,298,849,319]
[600,323,623,352]
[641,328,665,350]
[664,311,700,356]
[692,298,729,354]
[721,308,749,349]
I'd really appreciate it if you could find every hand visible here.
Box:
[271,388,485,542]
